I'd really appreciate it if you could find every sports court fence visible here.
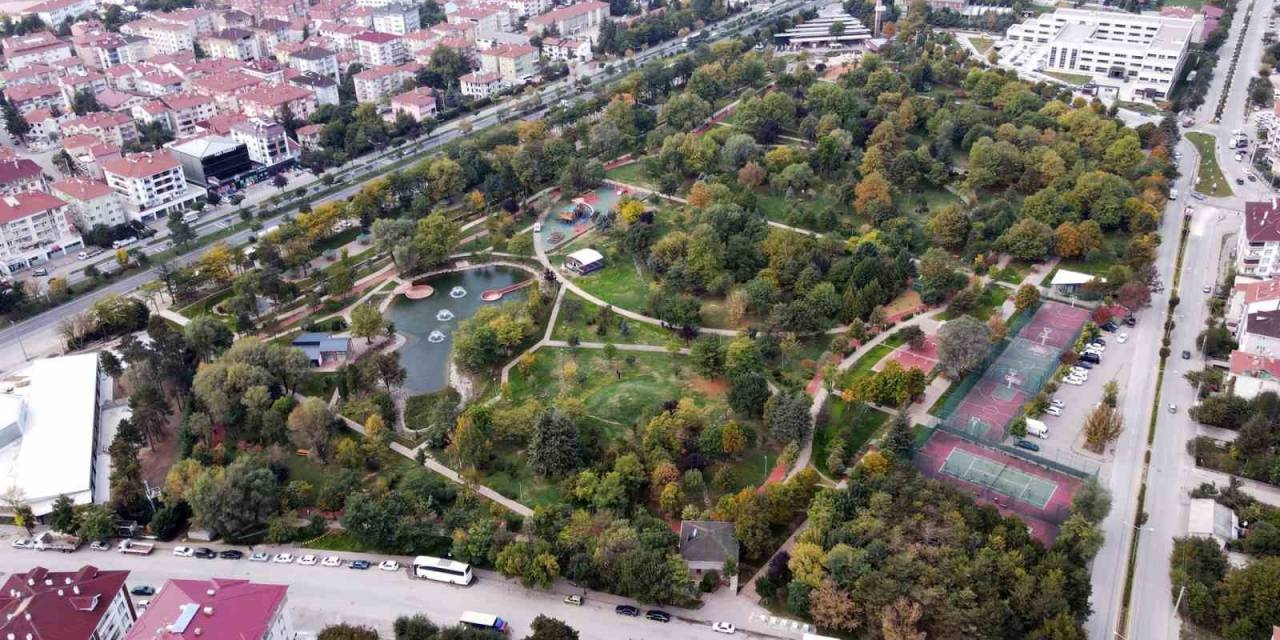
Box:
[915,447,1073,526]
[930,420,1101,478]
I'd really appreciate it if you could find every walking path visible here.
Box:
[156,307,190,326]
[1190,466,1280,508]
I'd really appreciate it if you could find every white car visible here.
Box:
[321,556,343,568]
[1049,398,1066,408]
[137,600,151,610]
[249,552,271,562]
[1063,376,1085,386]
[378,560,401,572]
[173,546,194,557]
[272,553,295,564]
[1117,333,1128,344]
[90,541,111,551]
[712,622,736,634]
[533,222,542,232]
[1087,343,1106,352]
[298,554,318,566]
[1045,406,1063,417]
[11,538,33,549]
[1070,367,1090,376]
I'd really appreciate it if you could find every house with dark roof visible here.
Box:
[1240,309,1280,358]
[0,565,136,640]
[678,520,738,588]
[291,332,352,366]
[1238,198,1280,278]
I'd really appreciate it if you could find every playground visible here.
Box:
[915,429,1082,543]
[537,186,627,251]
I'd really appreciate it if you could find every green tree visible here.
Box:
[75,505,116,541]
[167,213,195,247]
[495,539,561,588]
[183,316,233,362]
[937,315,991,378]
[529,409,580,477]
[413,212,460,268]
[1014,284,1040,314]
[49,494,77,532]
[524,616,579,640]
[765,392,812,443]
[394,615,438,640]
[318,624,378,640]
[350,303,386,344]
[288,397,334,462]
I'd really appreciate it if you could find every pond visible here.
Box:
[536,184,629,250]
[387,266,530,394]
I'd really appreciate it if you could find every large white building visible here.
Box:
[0,191,84,274]
[373,4,421,36]
[1238,199,1280,278]
[0,354,104,516]
[102,151,205,222]
[52,178,128,230]
[1003,8,1197,101]
[231,118,298,167]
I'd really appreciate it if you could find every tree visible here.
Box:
[996,218,1054,262]
[350,303,386,343]
[1071,478,1112,523]
[936,316,991,379]
[187,456,282,540]
[394,615,439,640]
[272,173,288,190]
[1014,284,1040,314]
[1083,403,1123,452]
[0,93,30,142]
[413,212,460,268]
[183,316,233,362]
[524,615,579,640]
[765,392,812,443]
[75,505,115,541]
[495,539,560,588]
[49,494,76,532]
[288,397,335,462]
[926,205,970,251]
[167,213,195,247]
[881,598,927,640]
[529,409,580,477]
[318,625,379,640]
[809,581,860,632]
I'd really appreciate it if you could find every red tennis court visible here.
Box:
[884,336,939,375]
[1017,301,1090,349]
[938,377,1029,441]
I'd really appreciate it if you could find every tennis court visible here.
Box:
[883,336,939,375]
[940,447,1058,509]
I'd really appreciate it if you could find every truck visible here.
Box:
[1025,418,1049,439]
[34,532,81,553]
[118,540,155,555]
[1232,129,1249,149]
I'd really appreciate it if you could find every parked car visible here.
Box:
[11,538,34,550]
[350,560,372,570]
[712,622,737,634]
[173,546,194,557]
[193,548,216,559]
[90,540,111,551]
[321,556,343,568]
[218,550,243,560]
[137,600,150,610]
[1237,177,1245,185]
[1248,174,1258,182]
[1169,403,1178,413]
[1015,440,1041,452]
[1203,285,1212,294]
[646,610,672,623]
[1045,406,1063,417]
[1123,316,1137,327]
[1100,322,1118,332]
[1191,192,1207,201]
[272,553,294,564]
[1117,333,1128,344]
[615,605,640,617]
[563,595,583,606]
[1063,377,1084,386]
[131,586,155,596]
[1182,350,1192,360]
[31,267,47,276]
[1092,338,1106,346]
[1079,352,1101,364]
[1049,398,1066,408]
[379,560,400,571]
[249,552,270,562]
[298,554,318,566]
[1075,360,1094,369]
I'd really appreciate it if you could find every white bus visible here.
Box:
[459,611,508,634]
[412,556,474,585]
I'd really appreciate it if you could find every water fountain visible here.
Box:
[436,309,455,321]
[449,286,467,299]
[427,330,446,343]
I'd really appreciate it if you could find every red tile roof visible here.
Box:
[486,44,537,58]
[162,92,214,111]
[101,150,180,179]
[237,83,314,108]
[0,158,43,184]
[530,1,608,25]
[1245,200,1280,243]
[4,82,61,101]
[63,110,133,130]
[126,578,287,640]
[353,30,400,44]
[191,70,262,94]
[53,177,114,200]
[392,86,436,108]
[0,565,130,640]
[0,190,68,224]
[1230,350,1280,379]
[1234,278,1280,305]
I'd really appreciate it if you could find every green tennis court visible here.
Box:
[940,448,1058,509]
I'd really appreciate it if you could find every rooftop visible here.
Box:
[102,151,181,179]
[0,158,43,185]
[126,578,288,640]
[1233,278,1280,306]
[1246,310,1280,340]
[290,45,335,61]
[1245,199,1280,243]
[170,135,244,158]
[392,86,436,107]
[530,1,609,25]
[1229,349,1280,379]
[52,177,114,201]
[678,520,739,564]
[0,191,68,224]
[237,84,314,108]
[353,30,401,44]
[0,565,129,639]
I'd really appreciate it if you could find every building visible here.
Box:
[4,82,65,114]
[153,8,217,37]
[353,63,418,103]
[1048,268,1101,296]
[1228,350,1280,399]
[541,36,592,62]
[527,1,609,39]
[678,521,738,586]
[353,31,407,67]
[201,28,262,61]
[189,70,263,113]
[773,4,872,48]
[0,158,48,196]
[1239,199,1280,278]
[288,72,340,107]
[126,578,293,640]
[61,111,140,148]
[0,354,103,514]
[1002,8,1197,101]
[161,93,218,137]
[24,0,97,29]
[459,71,502,99]
[478,44,538,84]
[287,45,340,84]
[52,178,128,229]
[1227,278,1280,336]
[169,136,253,188]
[564,247,604,274]
[120,20,196,56]
[448,6,511,33]
[78,33,152,70]
[0,191,83,273]
[237,84,318,122]
[3,32,75,71]
[291,333,352,366]
[508,0,553,17]
[1187,498,1238,548]
[230,118,297,167]
[0,565,136,640]
[102,151,205,222]
[389,87,437,122]
[373,3,421,36]
[1239,310,1280,358]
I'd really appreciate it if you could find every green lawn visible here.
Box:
[1186,132,1234,198]
[1116,101,1165,116]
[550,290,673,345]
[569,255,653,313]
[757,187,846,231]
[1043,71,1093,86]
[1162,0,1204,8]
[297,372,339,399]
[991,263,1029,286]
[1052,231,1133,279]
[177,287,234,318]
[814,399,891,477]
[848,343,894,379]
[606,161,660,190]
[942,283,1008,321]
[968,36,995,54]
[896,187,962,220]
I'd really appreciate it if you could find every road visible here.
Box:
[0,533,766,640]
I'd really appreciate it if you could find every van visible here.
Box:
[183,211,199,224]
[1026,418,1049,438]
[112,237,137,249]
[1170,188,1179,199]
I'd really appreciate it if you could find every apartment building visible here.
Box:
[478,44,538,83]
[0,566,135,640]
[162,93,218,136]
[541,36,592,62]
[459,71,502,99]
[4,82,65,114]
[52,177,128,229]
[0,158,47,195]
[61,111,140,148]
[24,0,97,29]
[230,118,298,166]
[127,578,293,640]
[448,6,511,33]
[1238,199,1280,279]
[3,32,74,71]
[190,70,263,113]
[1003,8,1197,100]
[75,32,152,69]
[373,4,421,36]
[154,8,218,36]
[236,83,318,121]
[0,191,83,271]
[287,45,340,83]
[389,86,437,121]
[288,72,340,106]
[527,1,609,39]
[102,150,205,221]
[353,31,407,66]
[121,20,196,55]
[201,28,262,61]
[508,0,554,17]
[352,63,419,103]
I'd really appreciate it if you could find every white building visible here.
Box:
[1003,8,1197,101]
[478,44,538,84]
[0,354,104,516]
[0,192,84,274]
[527,1,609,39]
[2,31,75,71]
[353,30,407,67]
[773,4,871,49]
[459,71,502,99]
[388,86,437,122]
[1187,498,1238,548]
[1228,350,1280,399]
[24,0,97,30]
[1238,199,1280,278]
[52,178,127,230]
[373,4,421,36]
[353,63,419,103]
[231,118,298,167]
[102,151,205,222]
[120,19,196,55]
[201,27,261,61]
[287,45,340,84]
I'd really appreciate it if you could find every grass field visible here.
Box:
[814,399,891,476]
[1186,132,1234,198]
[968,36,995,54]
[606,161,660,190]
[943,284,1009,321]
[991,263,1028,286]
[550,290,673,345]
[896,187,962,220]
[1043,70,1093,86]
[570,256,653,313]
[1162,0,1204,8]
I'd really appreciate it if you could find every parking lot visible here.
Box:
[1024,326,1134,462]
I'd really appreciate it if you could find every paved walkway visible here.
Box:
[1190,466,1280,508]
[156,307,190,326]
